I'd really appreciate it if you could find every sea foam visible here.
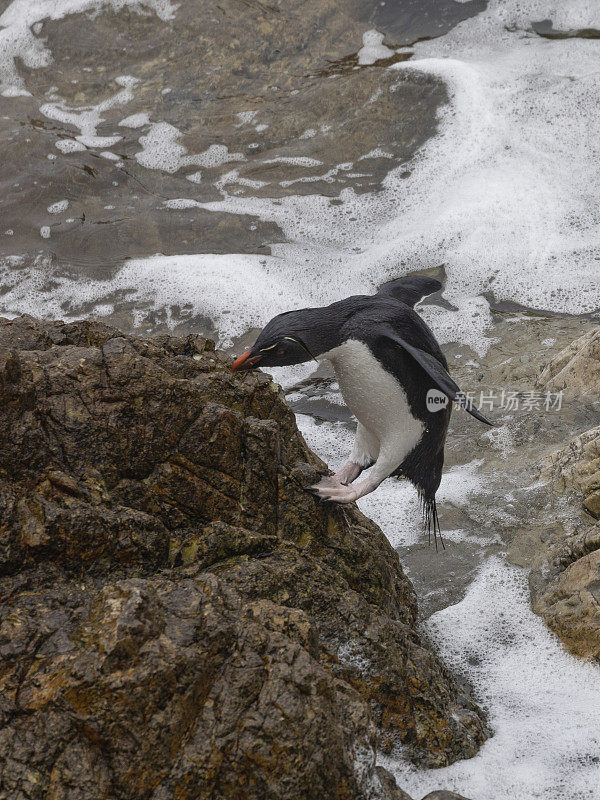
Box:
[189,0,600,348]
[385,558,600,800]
[1,0,599,346]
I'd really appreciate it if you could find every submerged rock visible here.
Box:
[0,316,486,799]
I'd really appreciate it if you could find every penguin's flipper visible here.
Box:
[376,276,442,308]
[378,326,495,426]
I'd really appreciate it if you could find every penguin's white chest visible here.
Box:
[319,338,424,464]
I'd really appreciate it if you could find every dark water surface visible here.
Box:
[0,0,483,316]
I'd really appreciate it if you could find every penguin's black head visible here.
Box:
[231,311,317,372]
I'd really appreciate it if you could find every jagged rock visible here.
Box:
[529,519,600,661]
[539,425,600,501]
[537,327,600,396]
[539,424,600,522]
[0,316,488,799]
[529,425,600,660]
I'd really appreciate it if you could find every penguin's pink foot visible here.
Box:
[332,461,362,485]
[308,476,375,504]
[310,475,342,491]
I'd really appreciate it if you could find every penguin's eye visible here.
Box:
[277,348,285,355]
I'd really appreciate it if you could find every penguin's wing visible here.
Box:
[376,276,441,308]
[377,324,494,426]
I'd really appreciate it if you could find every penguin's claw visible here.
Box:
[308,477,359,504]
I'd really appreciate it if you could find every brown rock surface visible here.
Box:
[0,316,487,799]
[528,409,600,660]
[537,327,600,397]
[530,524,600,660]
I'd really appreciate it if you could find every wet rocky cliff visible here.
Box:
[0,316,486,800]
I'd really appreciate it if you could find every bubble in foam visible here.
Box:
[357,29,394,66]
[47,199,69,214]
[55,139,86,153]
[119,112,150,128]
[134,128,244,174]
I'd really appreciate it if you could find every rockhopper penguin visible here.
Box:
[232,276,493,542]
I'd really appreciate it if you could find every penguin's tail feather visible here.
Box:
[421,496,445,552]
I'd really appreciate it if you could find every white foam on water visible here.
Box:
[0,253,288,346]
[47,199,69,214]
[135,131,244,174]
[119,112,150,128]
[40,75,137,148]
[482,424,514,459]
[176,0,599,354]
[164,198,201,210]
[0,1,176,96]
[357,29,394,66]
[418,297,496,357]
[359,148,394,160]
[296,415,354,469]
[39,226,50,239]
[263,156,323,167]
[386,557,600,800]
[134,122,192,173]
[55,139,86,153]
[193,144,244,168]
[235,110,257,125]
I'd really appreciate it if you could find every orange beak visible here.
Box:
[231,350,262,371]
